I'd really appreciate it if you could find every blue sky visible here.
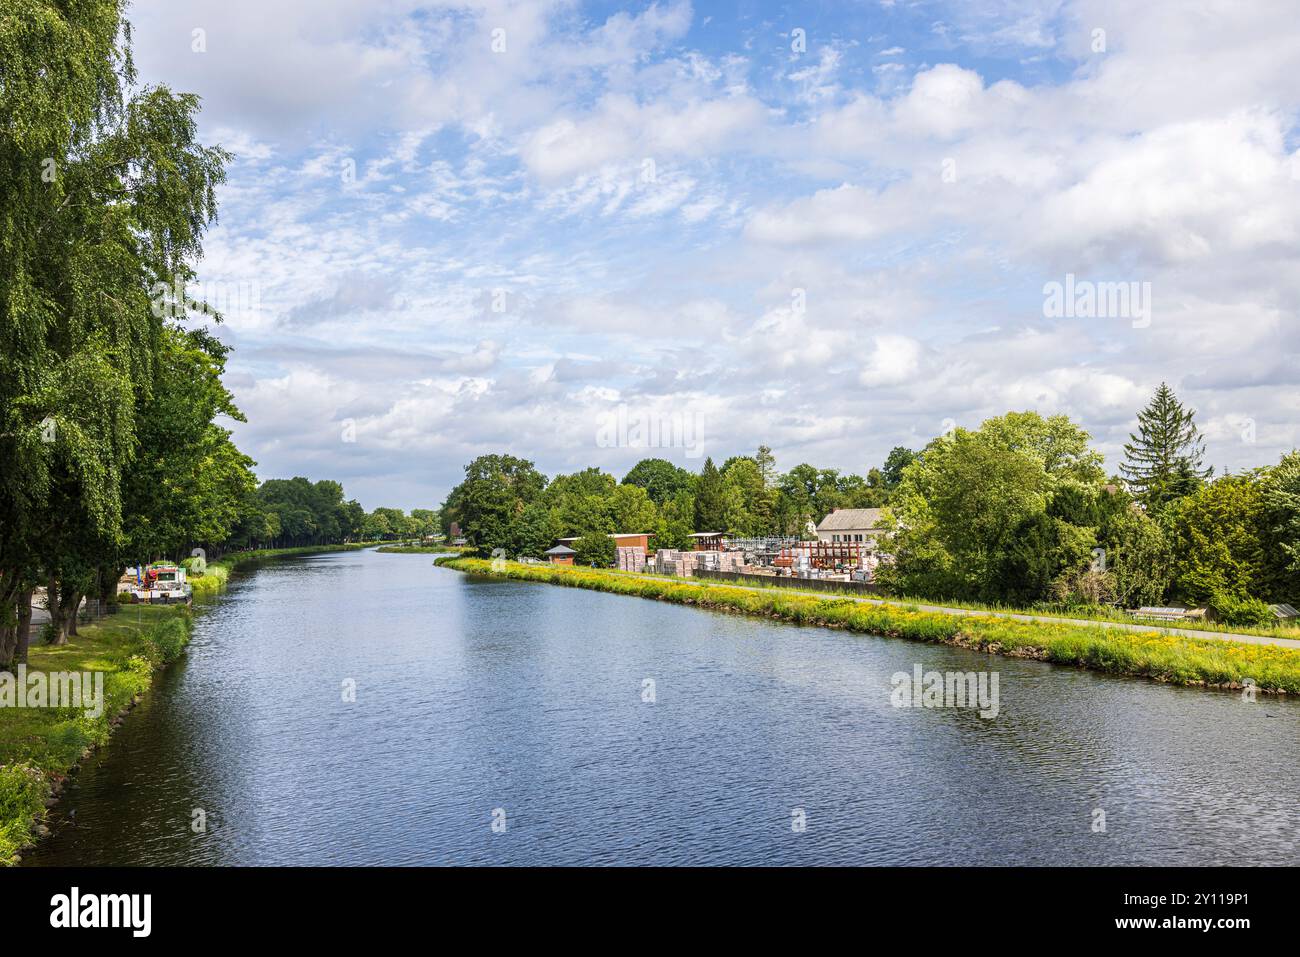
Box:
[127,0,1300,509]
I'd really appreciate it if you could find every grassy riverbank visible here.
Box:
[0,542,373,865]
[0,604,191,865]
[437,557,1300,696]
[633,568,1300,642]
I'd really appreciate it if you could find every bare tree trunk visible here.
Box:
[46,574,68,645]
[67,590,83,637]
[14,588,32,665]
[0,572,19,671]
[0,625,13,674]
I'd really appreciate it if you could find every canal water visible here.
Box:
[27,549,1300,865]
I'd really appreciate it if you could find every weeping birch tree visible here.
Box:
[0,1,228,661]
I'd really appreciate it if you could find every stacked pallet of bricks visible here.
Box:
[654,549,692,577]
[615,545,647,572]
[690,550,745,575]
[655,546,686,574]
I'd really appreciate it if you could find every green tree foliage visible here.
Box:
[881,447,916,488]
[621,457,694,505]
[654,492,696,549]
[882,414,1104,604]
[1120,383,1211,512]
[573,530,615,567]
[609,483,657,533]
[441,454,547,557]
[1260,451,1300,595]
[511,503,555,559]
[1098,502,1174,608]
[255,478,364,546]
[995,512,1097,607]
[980,411,1106,485]
[408,509,440,539]
[1,2,228,661]
[1170,476,1273,606]
[120,328,256,562]
[363,507,411,541]
[776,464,845,534]
[755,445,777,487]
[720,457,771,535]
[693,457,727,532]
[545,467,617,536]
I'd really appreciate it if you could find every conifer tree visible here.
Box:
[1120,383,1211,511]
[693,457,727,532]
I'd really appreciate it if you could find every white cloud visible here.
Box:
[119,0,1300,506]
[858,335,924,387]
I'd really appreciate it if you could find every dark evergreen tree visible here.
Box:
[692,457,727,532]
[1120,384,1211,511]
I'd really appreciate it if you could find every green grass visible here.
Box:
[620,567,1300,641]
[0,603,193,865]
[437,557,1300,697]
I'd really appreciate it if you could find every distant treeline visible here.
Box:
[439,445,912,566]
[229,477,439,550]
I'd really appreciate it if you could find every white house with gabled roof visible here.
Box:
[814,507,888,548]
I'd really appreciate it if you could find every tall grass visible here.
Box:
[0,606,195,864]
[631,568,1300,641]
[436,557,1300,695]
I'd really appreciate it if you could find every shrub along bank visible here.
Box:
[436,557,1300,696]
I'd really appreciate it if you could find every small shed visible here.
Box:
[543,545,576,566]
[688,532,725,551]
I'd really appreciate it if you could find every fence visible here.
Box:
[691,568,884,596]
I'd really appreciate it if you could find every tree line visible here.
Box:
[439,444,913,566]
[0,4,237,664]
[226,477,439,550]
[443,385,1300,624]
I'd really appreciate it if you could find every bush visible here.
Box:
[573,530,615,567]
[1211,591,1276,627]
[0,763,48,864]
[143,618,190,665]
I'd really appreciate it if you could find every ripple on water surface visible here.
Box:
[26,550,1300,866]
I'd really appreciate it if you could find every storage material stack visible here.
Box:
[655,549,675,574]
[615,545,647,572]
